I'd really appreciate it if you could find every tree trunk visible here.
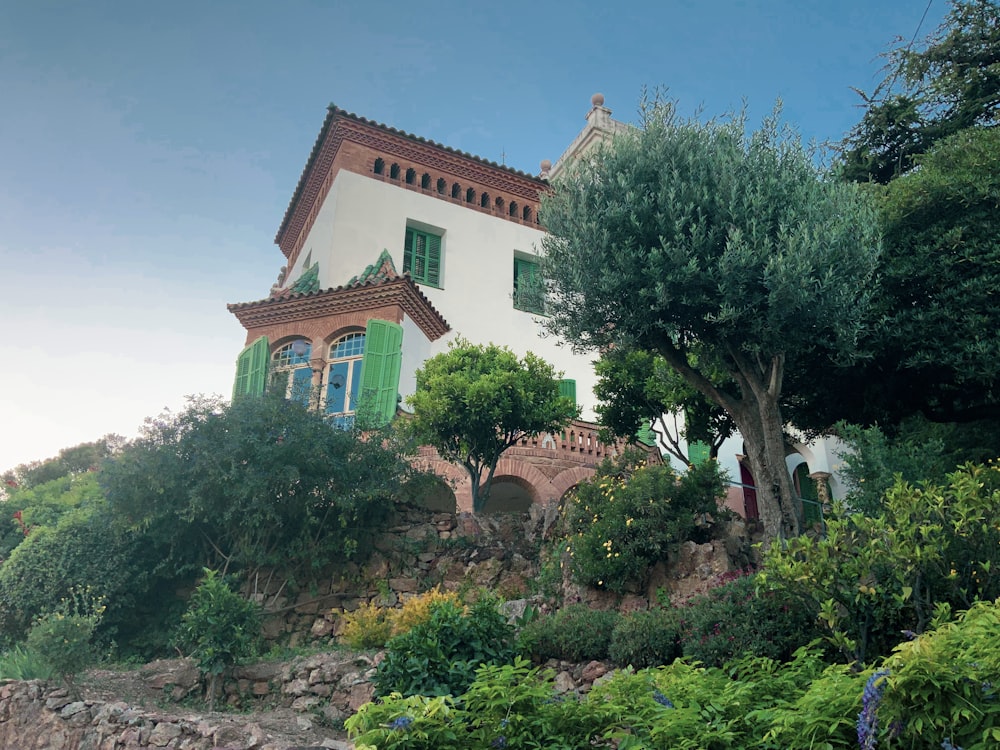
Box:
[731,392,801,542]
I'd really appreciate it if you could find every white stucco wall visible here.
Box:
[290,171,600,419]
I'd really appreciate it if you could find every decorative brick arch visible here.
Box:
[492,457,551,501]
[550,466,597,501]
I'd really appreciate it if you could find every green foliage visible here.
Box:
[837,424,958,515]
[519,603,620,663]
[878,599,1000,749]
[405,339,578,512]
[102,394,410,580]
[347,693,463,750]
[840,0,1000,183]
[0,472,106,560]
[0,644,54,681]
[176,569,261,679]
[25,587,106,691]
[541,96,880,540]
[608,607,683,668]
[0,502,143,645]
[352,623,1000,750]
[761,462,1000,663]
[678,573,822,668]
[374,597,515,698]
[594,347,735,466]
[564,455,724,593]
[1,436,120,497]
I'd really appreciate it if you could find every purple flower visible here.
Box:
[390,715,413,731]
[492,736,508,748]
[653,690,674,708]
[941,739,963,750]
[857,670,890,750]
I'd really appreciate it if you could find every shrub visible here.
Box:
[175,569,261,710]
[609,607,683,668]
[390,586,461,636]
[519,604,619,662]
[25,586,106,695]
[679,573,821,668]
[564,455,724,593]
[340,601,393,649]
[375,597,515,698]
[877,599,1000,750]
[761,462,1000,663]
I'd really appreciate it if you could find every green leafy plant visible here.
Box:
[564,454,724,593]
[761,462,1000,664]
[175,569,261,710]
[679,572,822,668]
[519,603,619,663]
[0,644,54,681]
[609,607,683,668]
[877,599,1000,750]
[25,586,106,697]
[374,596,515,698]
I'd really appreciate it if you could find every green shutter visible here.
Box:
[233,336,269,400]
[426,234,441,286]
[688,440,711,465]
[358,319,403,426]
[558,379,576,404]
[403,228,414,278]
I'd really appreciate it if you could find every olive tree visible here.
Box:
[540,101,880,541]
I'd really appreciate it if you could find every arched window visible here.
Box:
[509,201,518,217]
[273,339,312,405]
[451,183,461,199]
[373,158,385,175]
[466,187,475,203]
[421,173,431,190]
[436,178,447,194]
[390,163,401,179]
[405,168,416,185]
[522,205,532,222]
[495,196,505,213]
[480,192,490,208]
[324,332,366,427]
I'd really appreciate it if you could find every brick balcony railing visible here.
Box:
[513,418,646,466]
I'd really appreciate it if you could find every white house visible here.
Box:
[229,94,847,521]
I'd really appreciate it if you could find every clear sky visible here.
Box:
[0,0,945,471]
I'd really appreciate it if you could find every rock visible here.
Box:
[553,671,576,694]
[388,577,418,593]
[310,617,334,638]
[619,595,648,613]
[143,658,200,693]
[581,661,608,683]
[148,721,182,746]
[348,682,374,711]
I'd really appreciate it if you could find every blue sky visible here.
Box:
[0,0,945,470]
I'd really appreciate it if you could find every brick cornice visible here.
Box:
[275,105,548,260]
[228,276,450,342]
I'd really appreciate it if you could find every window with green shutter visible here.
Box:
[232,336,270,401]
[688,440,711,465]
[513,257,545,314]
[558,379,577,405]
[403,227,442,287]
[357,319,403,427]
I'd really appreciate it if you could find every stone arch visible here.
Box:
[550,466,596,502]
[436,177,447,194]
[400,473,456,513]
[390,163,401,179]
[480,475,535,514]
[405,168,417,185]
[421,172,431,190]
[373,157,385,175]
[451,182,461,199]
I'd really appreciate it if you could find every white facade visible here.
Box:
[287,169,599,420]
